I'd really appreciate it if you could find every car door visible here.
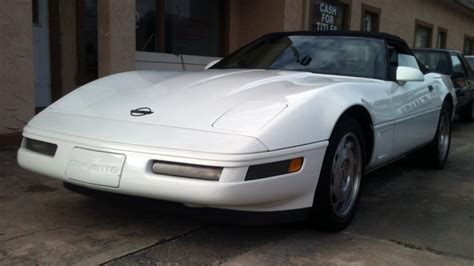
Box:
[450,53,471,108]
[459,54,474,104]
[390,52,441,156]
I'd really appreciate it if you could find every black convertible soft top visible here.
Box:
[263,31,412,53]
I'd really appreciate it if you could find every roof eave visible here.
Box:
[455,0,474,12]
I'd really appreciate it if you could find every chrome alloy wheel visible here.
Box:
[438,110,450,161]
[330,132,362,217]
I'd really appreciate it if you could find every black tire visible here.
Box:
[309,118,366,232]
[424,101,452,169]
[459,100,473,122]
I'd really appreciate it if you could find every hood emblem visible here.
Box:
[130,107,154,117]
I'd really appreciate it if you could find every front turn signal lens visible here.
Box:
[288,158,304,173]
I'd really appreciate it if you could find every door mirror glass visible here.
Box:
[396,66,425,83]
[205,59,221,70]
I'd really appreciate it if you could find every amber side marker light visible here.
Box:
[245,157,304,181]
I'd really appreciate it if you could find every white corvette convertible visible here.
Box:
[18,32,455,230]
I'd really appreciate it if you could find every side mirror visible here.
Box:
[205,59,221,70]
[396,66,425,84]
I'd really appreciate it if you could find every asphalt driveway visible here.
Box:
[1,122,473,265]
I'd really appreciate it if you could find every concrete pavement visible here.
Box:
[223,231,472,266]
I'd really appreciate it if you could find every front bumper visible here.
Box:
[18,127,328,212]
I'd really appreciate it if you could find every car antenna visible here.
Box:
[174,50,186,71]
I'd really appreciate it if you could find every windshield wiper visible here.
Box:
[290,47,312,66]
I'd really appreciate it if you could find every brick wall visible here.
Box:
[348,0,474,51]
[0,0,34,145]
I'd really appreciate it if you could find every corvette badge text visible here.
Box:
[68,160,120,174]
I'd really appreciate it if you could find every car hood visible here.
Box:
[45,69,371,136]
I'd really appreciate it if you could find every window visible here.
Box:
[398,54,421,69]
[437,28,447,49]
[464,36,474,55]
[311,0,349,31]
[467,57,474,69]
[136,0,225,57]
[413,50,451,75]
[388,43,423,81]
[362,12,377,32]
[76,0,98,85]
[451,55,466,76]
[414,20,433,48]
[213,36,387,80]
[361,4,380,32]
[136,0,159,52]
[32,0,39,25]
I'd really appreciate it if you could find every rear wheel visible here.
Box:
[310,118,365,231]
[424,101,452,169]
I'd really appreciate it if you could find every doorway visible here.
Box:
[33,0,52,112]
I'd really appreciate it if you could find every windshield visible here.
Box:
[467,57,474,69]
[212,35,387,80]
[413,50,452,75]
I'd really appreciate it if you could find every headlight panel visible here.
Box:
[152,161,222,181]
[24,138,58,157]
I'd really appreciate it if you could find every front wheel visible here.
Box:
[310,118,365,231]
